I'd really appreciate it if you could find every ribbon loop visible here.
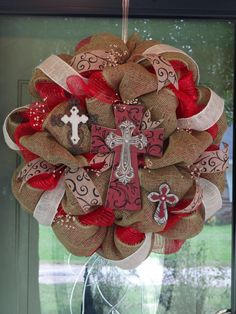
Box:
[34,175,66,226]
[17,158,103,224]
[37,55,87,93]
[177,88,224,131]
[65,167,102,213]
[192,143,229,173]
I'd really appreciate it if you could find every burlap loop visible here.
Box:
[103,63,157,101]
[19,132,86,169]
[98,226,144,260]
[140,88,178,139]
[86,98,115,129]
[43,101,91,154]
[140,165,194,199]
[145,130,212,170]
[114,189,166,233]
[160,206,205,240]
[127,39,160,62]
[126,32,144,55]
[12,166,44,214]
[53,218,107,256]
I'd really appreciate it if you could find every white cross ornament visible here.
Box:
[61,106,88,144]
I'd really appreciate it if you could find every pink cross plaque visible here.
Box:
[91,104,164,211]
[148,183,179,225]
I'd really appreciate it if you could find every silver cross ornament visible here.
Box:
[105,120,147,185]
[61,106,88,144]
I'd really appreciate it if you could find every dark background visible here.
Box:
[0,0,236,18]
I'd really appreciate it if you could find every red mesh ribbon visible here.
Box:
[54,206,115,227]
[35,81,69,106]
[27,171,63,190]
[67,72,120,104]
[79,206,115,226]
[75,36,92,51]
[14,122,38,162]
[169,60,218,139]
[116,226,145,245]
[160,199,201,233]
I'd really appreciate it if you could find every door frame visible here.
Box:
[0,1,235,313]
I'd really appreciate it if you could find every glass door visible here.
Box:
[0,15,234,314]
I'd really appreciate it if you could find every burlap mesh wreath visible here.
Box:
[4,33,229,267]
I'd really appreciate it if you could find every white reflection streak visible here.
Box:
[95,279,130,314]
[81,256,100,314]
[68,254,98,314]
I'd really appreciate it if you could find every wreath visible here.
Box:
[4,33,229,268]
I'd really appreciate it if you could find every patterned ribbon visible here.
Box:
[170,181,203,214]
[70,50,115,73]
[138,54,179,93]
[192,143,229,173]
[17,158,55,183]
[142,43,200,82]
[18,158,102,225]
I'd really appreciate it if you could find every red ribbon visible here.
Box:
[55,206,115,227]
[168,60,218,139]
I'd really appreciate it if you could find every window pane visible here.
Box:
[1,15,233,314]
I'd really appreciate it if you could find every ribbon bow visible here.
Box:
[18,158,103,225]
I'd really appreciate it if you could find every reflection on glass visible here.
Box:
[1,15,232,314]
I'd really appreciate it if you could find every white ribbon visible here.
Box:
[33,175,65,226]
[199,177,223,221]
[3,105,28,151]
[144,43,200,82]
[177,88,224,131]
[37,55,87,93]
[104,232,152,270]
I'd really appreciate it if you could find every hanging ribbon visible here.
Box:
[122,0,130,44]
